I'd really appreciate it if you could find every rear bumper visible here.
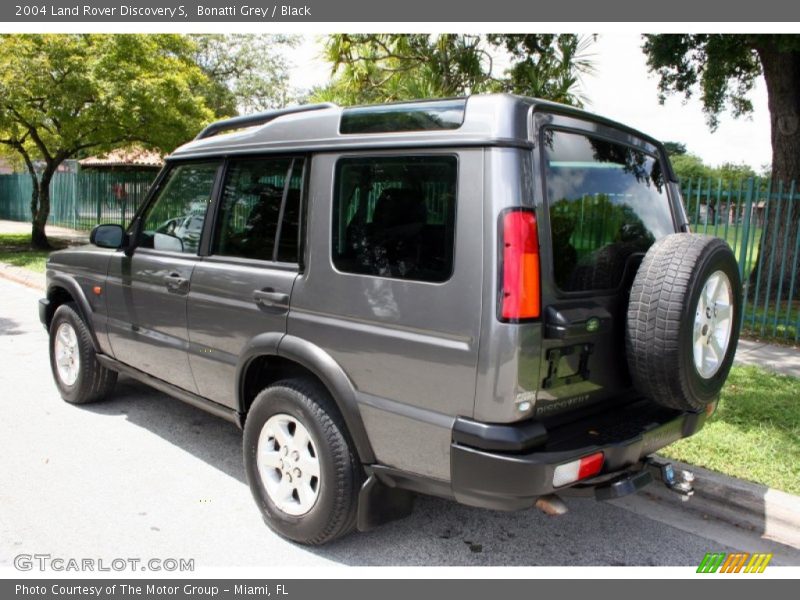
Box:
[450,400,707,510]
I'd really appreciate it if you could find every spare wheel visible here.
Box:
[626,233,742,411]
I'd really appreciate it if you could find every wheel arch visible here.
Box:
[45,275,101,352]
[236,333,376,464]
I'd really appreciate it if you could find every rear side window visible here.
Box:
[543,130,674,292]
[214,157,304,263]
[332,155,457,282]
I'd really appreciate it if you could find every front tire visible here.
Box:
[49,302,117,404]
[243,378,362,545]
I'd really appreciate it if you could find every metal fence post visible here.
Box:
[738,178,755,332]
[761,180,784,336]
[751,178,772,330]
[773,180,795,336]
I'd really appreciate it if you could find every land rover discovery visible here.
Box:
[40,95,742,544]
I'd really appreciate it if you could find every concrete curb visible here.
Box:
[646,458,800,549]
[0,263,45,291]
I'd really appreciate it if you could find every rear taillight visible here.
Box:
[500,209,540,321]
[552,452,605,487]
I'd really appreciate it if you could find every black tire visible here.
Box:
[626,233,742,411]
[243,378,363,545]
[49,302,117,404]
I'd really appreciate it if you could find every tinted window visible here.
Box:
[214,157,304,263]
[139,162,219,254]
[340,100,466,134]
[543,130,673,292]
[332,155,457,282]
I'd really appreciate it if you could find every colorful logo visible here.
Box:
[697,552,772,573]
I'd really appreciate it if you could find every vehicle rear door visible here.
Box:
[288,150,483,481]
[532,113,679,418]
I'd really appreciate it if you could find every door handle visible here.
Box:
[253,289,289,309]
[164,272,189,293]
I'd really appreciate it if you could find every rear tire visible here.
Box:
[49,302,117,404]
[626,234,741,411]
[243,378,363,545]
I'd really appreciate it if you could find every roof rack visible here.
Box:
[194,103,338,140]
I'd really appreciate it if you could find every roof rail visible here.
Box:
[194,103,338,140]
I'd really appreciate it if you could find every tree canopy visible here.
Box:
[643,34,800,291]
[313,34,596,107]
[190,34,299,116]
[643,35,800,180]
[0,34,215,247]
[669,153,712,181]
[662,141,687,156]
[667,150,756,183]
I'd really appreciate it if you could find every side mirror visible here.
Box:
[90,224,125,249]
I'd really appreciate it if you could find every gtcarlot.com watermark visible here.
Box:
[14,553,194,572]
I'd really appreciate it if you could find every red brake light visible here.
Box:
[500,209,540,321]
[577,452,605,480]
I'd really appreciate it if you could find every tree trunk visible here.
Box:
[30,167,54,250]
[751,43,800,300]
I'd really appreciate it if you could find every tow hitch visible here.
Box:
[644,457,695,500]
[592,457,695,501]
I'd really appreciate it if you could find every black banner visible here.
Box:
[3,0,800,22]
[3,579,797,599]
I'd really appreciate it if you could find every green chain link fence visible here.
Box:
[0,169,156,232]
[681,177,799,343]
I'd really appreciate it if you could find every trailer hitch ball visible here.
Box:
[647,458,695,501]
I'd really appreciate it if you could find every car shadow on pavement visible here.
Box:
[74,375,755,566]
[0,316,25,336]
[81,375,248,483]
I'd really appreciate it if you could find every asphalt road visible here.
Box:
[1,276,798,569]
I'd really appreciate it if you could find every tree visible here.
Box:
[0,34,214,248]
[716,161,756,183]
[190,34,299,116]
[670,153,712,181]
[313,34,595,107]
[643,35,800,294]
[662,141,687,156]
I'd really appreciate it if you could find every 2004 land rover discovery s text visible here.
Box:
[40,95,742,545]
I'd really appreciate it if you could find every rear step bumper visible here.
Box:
[450,402,707,511]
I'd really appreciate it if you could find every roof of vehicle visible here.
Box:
[170,94,664,160]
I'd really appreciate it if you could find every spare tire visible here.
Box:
[626,233,742,411]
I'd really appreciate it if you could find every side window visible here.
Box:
[543,130,674,292]
[332,155,457,283]
[213,157,304,263]
[139,162,220,254]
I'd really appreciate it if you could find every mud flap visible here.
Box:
[357,474,415,531]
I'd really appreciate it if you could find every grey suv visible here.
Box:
[40,95,742,545]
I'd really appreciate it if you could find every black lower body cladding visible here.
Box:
[626,233,742,411]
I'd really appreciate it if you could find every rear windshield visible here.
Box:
[543,129,674,292]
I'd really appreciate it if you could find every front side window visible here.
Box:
[213,157,304,263]
[139,162,220,254]
[332,155,457,283]
[543,130,674,292]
